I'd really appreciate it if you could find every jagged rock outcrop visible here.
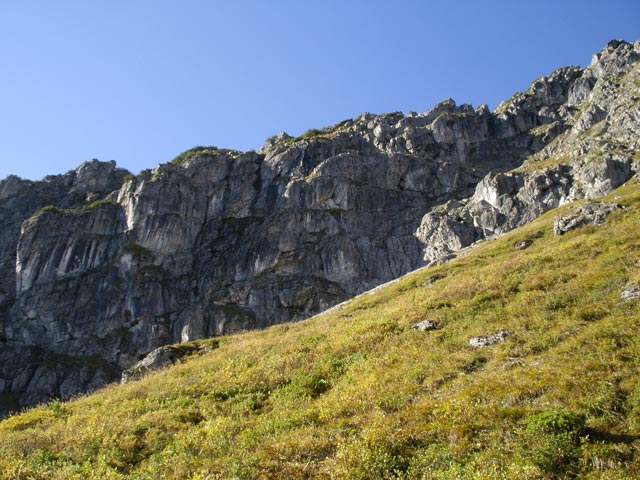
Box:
[553,201,621,236]
[0,40,638,416]
[416,39,640,262]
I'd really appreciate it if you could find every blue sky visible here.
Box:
[1,1,639,180]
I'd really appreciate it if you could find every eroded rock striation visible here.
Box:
[0,40,639,415]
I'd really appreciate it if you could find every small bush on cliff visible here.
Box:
[297,128,323,140]
[170,146,219,166]
[37,205,63,215]
[81,198,116,211]
[124,242,151,259]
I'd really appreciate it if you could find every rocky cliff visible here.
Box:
[0,39,638,416]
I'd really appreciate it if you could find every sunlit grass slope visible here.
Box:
[1,182,640,479]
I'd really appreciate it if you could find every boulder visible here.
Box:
[469,330,509,348]
[412,319,442,331]
[620,284,640,302]
[121,345,201,383]
[553,201,621,236]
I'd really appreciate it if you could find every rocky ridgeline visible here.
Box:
[417,40,640,262]
[0,40,638,415]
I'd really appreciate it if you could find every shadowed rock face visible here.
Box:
[0,40,639,415]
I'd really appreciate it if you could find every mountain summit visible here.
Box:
[0,40,638,416]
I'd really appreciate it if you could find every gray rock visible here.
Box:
[620,284,640,302]
[576,159,632,199]
[121,344,200,383]
[258,131,292,154]
[0,345,118,417]
[553,201,621,236]
[416,40,640,264]
[412,319,441,331]
[469,330,509,348]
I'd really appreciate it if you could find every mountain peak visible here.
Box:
[589,38,640,77]
[0,39,638,418]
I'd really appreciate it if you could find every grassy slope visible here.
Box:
[1,182,640,479]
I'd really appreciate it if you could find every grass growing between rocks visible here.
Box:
[2,183,640,479]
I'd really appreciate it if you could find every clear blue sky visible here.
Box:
[1,1,639,180]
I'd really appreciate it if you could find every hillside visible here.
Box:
[0,39,638,415]
[1,179,639,479]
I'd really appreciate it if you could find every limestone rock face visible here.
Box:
[416,39,640,263]
[0,40,639,415]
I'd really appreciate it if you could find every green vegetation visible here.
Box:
[278,118,355,147]
[299,128,324,140]
[2,182,640,478]
[36,205,63,215]
[519,409,587,476]
[517,154,571,173]
[81,198,117,212]
[35,198,116,218]
[114,326,133,340]
[124,242,152,260]
[171,146,220,166]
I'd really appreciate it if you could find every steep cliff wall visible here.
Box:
[0,40,638,415]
